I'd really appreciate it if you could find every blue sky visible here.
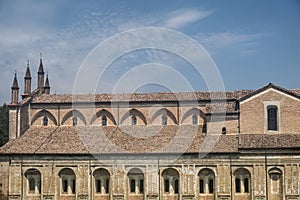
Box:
[0,0,299,104]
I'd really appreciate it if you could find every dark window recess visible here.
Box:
[131,115,137,125]
[72,180,76,194]
[37,181,41,193]
[202,124,207,133]
[96,179,101,193]
[164,179,169,192]
[105,179,109,194]
[43,116,48,126]
[235,178,241,193]
[29,179,35,191]
[162,115,167,125]
[222,127,226,134]
[72,117,77,126]
[244,178,249,193]
[268,106,278,130]
[140,179,144,193]
[102,115,107,126]
[199,179,204,193]
[130,179,135,193]
[209,179,214,193]
[174,179,179,194]
[63,179,68,192]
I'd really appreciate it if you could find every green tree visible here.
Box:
[0,103,9,146]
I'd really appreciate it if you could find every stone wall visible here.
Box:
[5,154,300,200]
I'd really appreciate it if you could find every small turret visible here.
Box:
[11,72,19,104]
[44,73,50,94]
[37,56,45,90]
[21,61,32,99]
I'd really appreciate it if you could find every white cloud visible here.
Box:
[163,9,214,29]
[0,5,220,104]
[195,32,263,55]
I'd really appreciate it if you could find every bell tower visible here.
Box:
[9,72,20,140]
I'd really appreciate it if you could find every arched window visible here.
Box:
[198,168,215,194]
[234,168,251,194]
[192,114,198,124]
[131,115,137,125]
[102,115,107,126]
[25,169,41,195]
[72,117,78,126]
[128,168,144,194]
[162,114,167,125]
[268,168,282,197]
[43,116,48,126]
[93,168,110,194]
[59,168,76,195]
[267,106,278,131]
[162,168,179,194]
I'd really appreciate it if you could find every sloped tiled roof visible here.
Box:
[2,125,300,155]
[0,125,238,154]
[239,83,300,102]
[31,91,253,104]
[240,134,300,149]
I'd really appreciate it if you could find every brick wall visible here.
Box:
[240,89,300,134]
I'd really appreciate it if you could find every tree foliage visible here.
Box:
[0,103,9,146]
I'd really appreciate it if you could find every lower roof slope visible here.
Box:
[0,125,238,155]
[240,134,300,149]
[1,125,300,155]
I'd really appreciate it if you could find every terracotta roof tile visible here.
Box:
[0,125,238,154]
[2,126,300,155]
[240,134,300,149]
[31,91,254,104]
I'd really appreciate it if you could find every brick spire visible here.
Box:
[12,72,19,89]
[37,54,45,90]
[11,72,19,104]
[44,73,50,94]
[22,61,32,99]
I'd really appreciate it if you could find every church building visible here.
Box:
[0,57,300,200]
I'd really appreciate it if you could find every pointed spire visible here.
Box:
[22,61,32,99]
[11,72,19,89]
[37,53,45,90]
[44,73,51,94]
[45,73,50,87]
[38,55,44,74]
[11,72,19,104]
[25,60,31,78]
